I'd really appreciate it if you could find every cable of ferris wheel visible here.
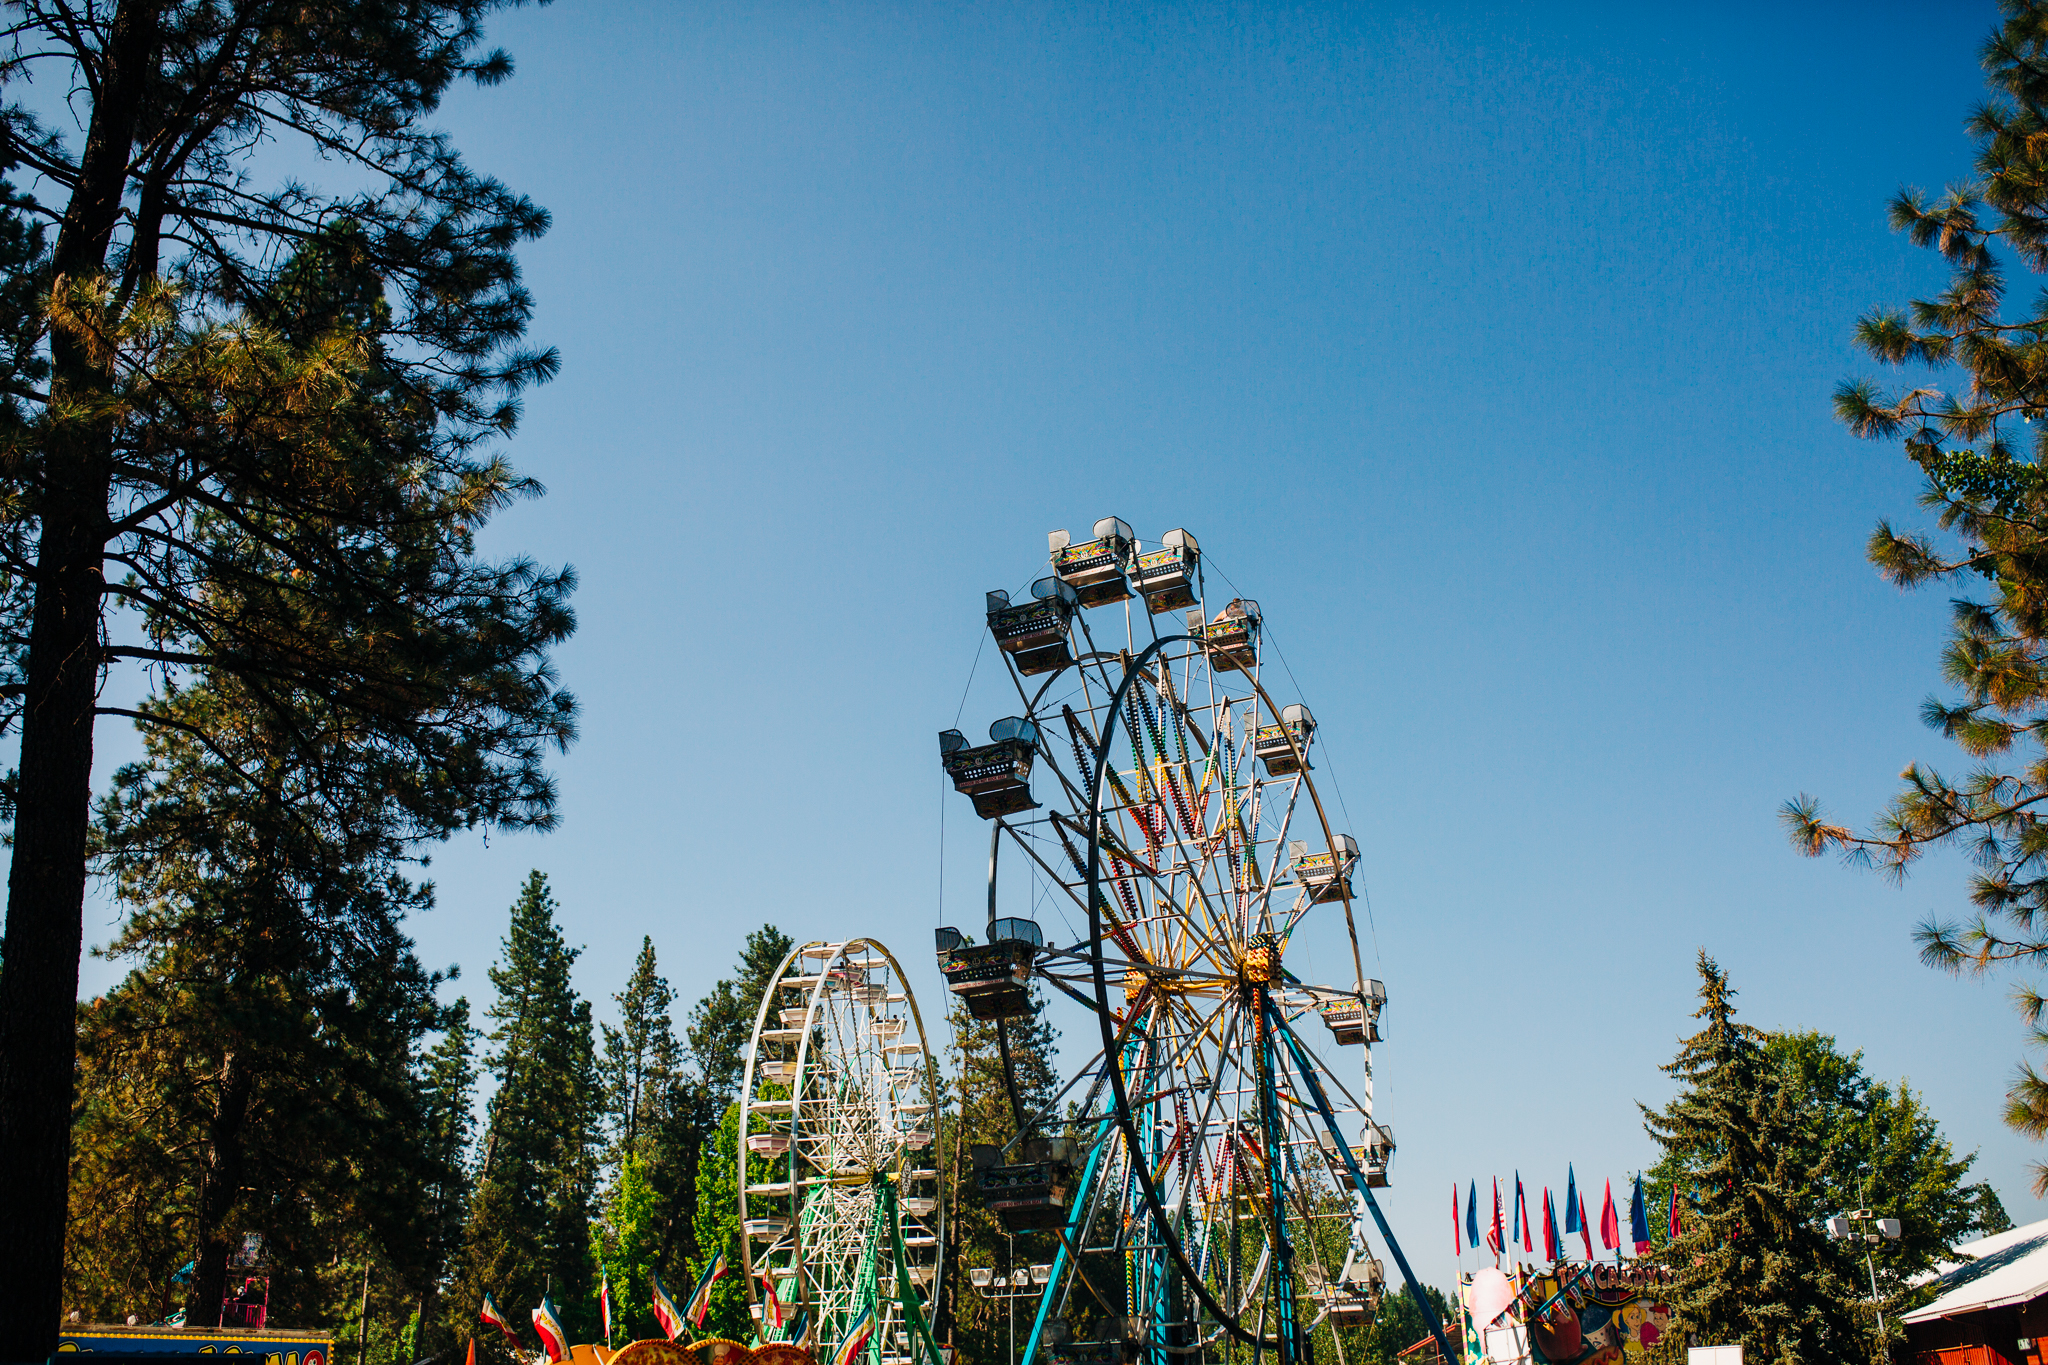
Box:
[1203,550,1380,969]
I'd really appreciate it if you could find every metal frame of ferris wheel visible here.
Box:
[938,521,1457,1365]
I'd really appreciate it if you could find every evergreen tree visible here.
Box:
[1785,0,2048,1191]
[0,5,567,1344]
[450,874,599,1353]
[602,938,681,1168]
[685,926,797,1101]
[417,1003,481,1357]
[1642,954,1864,1365]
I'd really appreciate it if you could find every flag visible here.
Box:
[786,1312,811,1349]
[1489,1177,1504,1255]
[1542,1188,1560,1263]
[1630,1176,1651,1254]
[1600,1179,1620,1251]
[531,1296,568,1364]
[1466,1180,1480,1251]
[1454,1184,1463,1255]
[1564,1166,1580,1233]
[480,1293,520,1349]
[1668,1186,1683,1239]
[650,1269,684,1341]
[761,1274,785,1334]
[1516,1172,1533,1252]
[464,1339,475,1365]
[833,1306,875,1365]
[1578,1192,1593,1260]
[601,1272,613,1345]
[685,1247,729,1328]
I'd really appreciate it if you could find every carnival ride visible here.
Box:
[937,520,1455,1365]
[736,939,946,1364]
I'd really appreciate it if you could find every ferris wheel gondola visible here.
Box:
[935,521,1455,1365]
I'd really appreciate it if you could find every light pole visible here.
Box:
[968,1259,1052,1365]
[1827,1208,1902,1347]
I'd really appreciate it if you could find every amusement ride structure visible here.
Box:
[735,940,947,1362]
[935,520,1455,1365]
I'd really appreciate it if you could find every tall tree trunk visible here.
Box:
[0,3,160,1355]
[184,1046,255,1328]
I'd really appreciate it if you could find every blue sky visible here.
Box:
[64,0,2039,1286]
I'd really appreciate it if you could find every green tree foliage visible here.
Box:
[1642,955,1868,1364]
[1364,1285,1459,1365]
[591,1154,665,1346]
[450,873,599,1353]
[0,4,566,1344]
[1645,1029,2007,1332]
[688,1102,752,1344]
[68,658,478,1331]
[604,938,682,1168]
[685,926,797,1102]
[1785,0,2048,1192]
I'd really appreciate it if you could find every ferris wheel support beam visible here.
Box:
[1084,633,1281,1349]
[1268,998,1456,1365]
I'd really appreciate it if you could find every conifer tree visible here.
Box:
[450,873,599,1353]
[1786,0,2048,1189]
[1643,954,1864,1365]
[0,7,568,1342]
[603,938,681,1168]
[685,926,797,1102]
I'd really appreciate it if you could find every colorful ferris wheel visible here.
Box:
[736,940,945,1364]
[936,520,1455,1365]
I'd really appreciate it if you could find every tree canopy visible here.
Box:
[0,3,568,1346]
[1786,0,2048,1191]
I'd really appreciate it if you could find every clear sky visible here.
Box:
[65,0,2039,1287]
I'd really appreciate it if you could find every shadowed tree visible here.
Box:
[0,3,563,1345]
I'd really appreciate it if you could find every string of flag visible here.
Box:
[1455,1168,1678,1261]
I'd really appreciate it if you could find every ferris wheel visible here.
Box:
[736,939,945,1364]
[935,520,1455,1365]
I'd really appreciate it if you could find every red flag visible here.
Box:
[1454,1184,1463,1256]
[1517,1174,1533,1252]
[1578,1192,1593,1259]
[1542,1189,1558,1262]
[1668,1186,1683,1239]
[1488,1177,1504,1255]
[465,1341,475,1365]
[1600,1179,1620,1251]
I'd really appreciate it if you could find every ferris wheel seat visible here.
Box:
[988,583,1079,675]
[1254,705,1317,775]
[1050,519,1137,606]
[1318,1003,1373,1046]
[742,1218,789,1240]
[940,733,1039,818]
[1131,530,1200,613]
[1188,598,1262,670]
[1289,833,1361,902]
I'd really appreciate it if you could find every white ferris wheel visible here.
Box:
[736,940,945,1364]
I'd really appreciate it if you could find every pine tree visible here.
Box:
[685,926,797,1102]
[1785,0,2048,1192]
[416,1004,481,1357]
[1643,954,1864,1365]
[450,873,599,1353]
[602,938,681,1168]
[0,7,568,1344]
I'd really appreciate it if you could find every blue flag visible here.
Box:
[1629,1175,1650,1250]
[1466,1179,1480,1249]
[1564,1165,1581,1233]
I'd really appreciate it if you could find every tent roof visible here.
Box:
[1902,1218,2048,1323]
